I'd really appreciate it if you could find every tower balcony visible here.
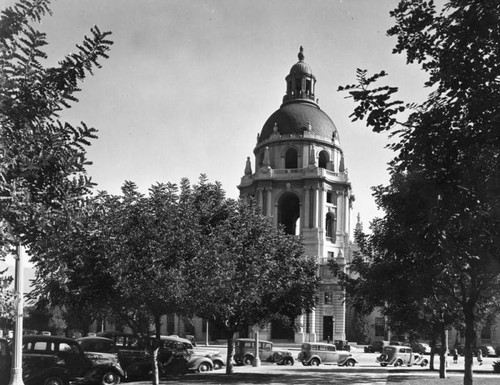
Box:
[239,167,349,187]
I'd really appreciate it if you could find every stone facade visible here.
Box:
[238,47,353,343]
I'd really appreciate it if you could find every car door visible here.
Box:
[57,341,91,378]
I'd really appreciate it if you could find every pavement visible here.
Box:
[124,346,500,385]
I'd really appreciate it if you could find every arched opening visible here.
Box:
[285,148,298,169]
[318,150,329,169]
[278,193,300,235]
[325,212,337,242]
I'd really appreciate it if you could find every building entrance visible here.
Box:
[323,316,333,341]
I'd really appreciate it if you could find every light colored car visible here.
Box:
[234,338,295,366]
[377,345,429,367]
[298,342,357,366]
[478,345,496,357]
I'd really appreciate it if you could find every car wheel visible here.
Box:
[213,360,222,370]
[310,358,320,366]
[272,352,284,362]
[44,377,65,385]
[394,360,402,367]
[282,357,294,366]
[380,363,388,367]
[101,371,120,385]
[345,359,355,367]
[421,359,429,367]
[243,355,253,366]
[198,362,211,372]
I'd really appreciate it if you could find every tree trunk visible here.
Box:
[429,337,436,370]
[152,315,162,385]
[225,331,235,374]
[463,303,475,385]
[439,326,447,378]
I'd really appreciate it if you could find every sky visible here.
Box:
[6,0,431,233]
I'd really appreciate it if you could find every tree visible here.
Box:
[0,0,112,317]
[183,198,319,374]
[338,1,500,384]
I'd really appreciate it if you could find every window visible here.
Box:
[33,342,49,351]
[324,291,333,305]
[325,212,337,241]
[318,151,329,168]
[375,317,385,337]
[285,147,298,169]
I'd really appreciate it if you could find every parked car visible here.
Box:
[234,338,295,366]
[97,332,150,380]
[298,342,357,366]
[410,342,431,354]
[364,340,389,353]
[377,345,429,367]
[495,346,500,357]
[0,338,11,385]
[77,336,126,384]
[158,336,212,373]
[478,345,496,357]
[334,340,351,351]
[3,335,122,385]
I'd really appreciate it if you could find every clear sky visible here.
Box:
[6,0,430,232]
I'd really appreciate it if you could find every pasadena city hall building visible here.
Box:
[238,47,353,343]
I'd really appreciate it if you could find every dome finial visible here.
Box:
[298,46,304,61]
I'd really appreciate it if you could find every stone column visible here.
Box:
[310,309,317,342]
[304,187,310,228]
[266,188,273,216]
[312,187,319,228]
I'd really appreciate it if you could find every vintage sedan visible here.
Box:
[377,345,429,367]
[77,336,126,384]
[158,336,213,373]
[299,342,357,366]
[234,338,295,366]
[3,335,124,385]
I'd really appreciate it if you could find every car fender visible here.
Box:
[85,363,126,381]
[23,367,70,385]
[307,354,322,364]
[188,355,213,371]
[338,355,357,366]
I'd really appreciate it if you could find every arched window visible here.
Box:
[278,192,300,235]
[318,150,329,169]
[285,147,298,169]
[325,212,337,242]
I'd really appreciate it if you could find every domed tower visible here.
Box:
[239,47,353,343]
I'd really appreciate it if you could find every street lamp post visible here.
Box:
[9,242,25,385]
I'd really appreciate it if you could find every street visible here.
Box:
[126,349,500,385]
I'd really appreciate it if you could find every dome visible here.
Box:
[259,102,338,142]
[290,60,312,76]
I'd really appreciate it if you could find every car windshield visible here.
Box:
[301,343,311,351]
[80,339,116,353]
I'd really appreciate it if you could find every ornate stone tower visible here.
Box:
[239,47,353,343]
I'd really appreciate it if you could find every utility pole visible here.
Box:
[9,242,25,385]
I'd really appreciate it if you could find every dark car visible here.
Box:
[0,338,11,385]
[410,342,430,355]
[3,335,119,385]
[77,336,126,384]
[364,340,389,353]
[334,340,351,351]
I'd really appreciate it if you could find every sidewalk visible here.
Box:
[125,363,500,385]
